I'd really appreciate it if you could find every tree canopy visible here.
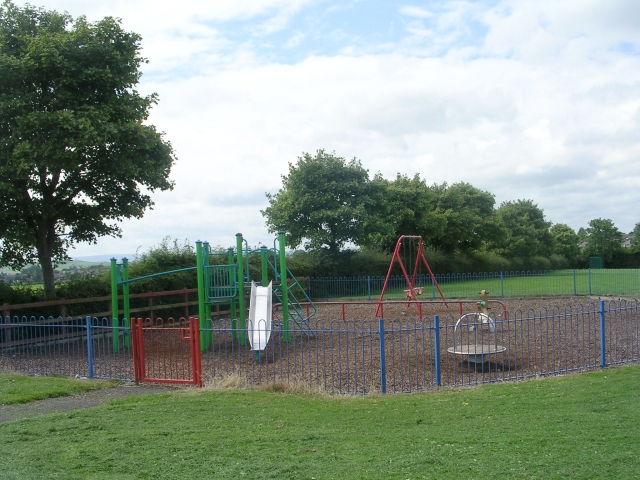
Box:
[262,150,374,254]
[583,218,623,263]
[550,223,580,263]
[430,182,499,254]
[366,173,445,252]
[0,1,176,298]
[490,200,553,259]
[630,222,640,253]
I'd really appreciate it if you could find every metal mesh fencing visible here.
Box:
[307,269,640,300]
[1,299,639,394]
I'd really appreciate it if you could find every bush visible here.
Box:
[0,281,43,306]
[55,270,111,299]
[127,237,198,292]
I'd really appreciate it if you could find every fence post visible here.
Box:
[599,300,606,368]
[573,269,577,296]
[588,269,592,296]
[434,315,441,386]
[500,272,504,298]
[110,258,119,353]
[379,319,386,394]
[86,316,94,379]
[122,258,130,348]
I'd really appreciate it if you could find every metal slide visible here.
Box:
[248,281,273,357]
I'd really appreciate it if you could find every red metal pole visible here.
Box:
[419,252,448,308]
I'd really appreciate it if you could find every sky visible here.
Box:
[11,0,640,259]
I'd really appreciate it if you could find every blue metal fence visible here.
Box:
[0,316,133,380]
[306,269,640,300]
[2,299,639,394]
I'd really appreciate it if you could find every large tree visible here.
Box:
[0,2,175,299]
[550,223,580,263]
[583,218,623,263]
[492,199,553,258]
[366,173,446,252]
[430,182,499,254]
[262,150,373,254]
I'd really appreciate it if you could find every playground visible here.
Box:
[1,235,639,394]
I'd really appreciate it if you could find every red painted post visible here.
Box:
[131,318,141,384]
[190,317,203,387]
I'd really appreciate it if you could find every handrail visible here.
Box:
[118,267,197,285]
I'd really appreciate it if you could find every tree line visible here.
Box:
[262,150,640,276]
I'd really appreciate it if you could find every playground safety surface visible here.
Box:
[2,296,637,396]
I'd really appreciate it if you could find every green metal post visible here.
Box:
[203,242,212,347]
[260,245,269,287]
[122,258,130,347]
[110,258,119,353]
[278,232,290,343]
[236,234,246,346]
[196,241,207,351]
[228,247,237,341]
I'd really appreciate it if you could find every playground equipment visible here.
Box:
[447,290,506,363]
[375,235,447,317]
[247,281,272,360]
[110,232,316,354]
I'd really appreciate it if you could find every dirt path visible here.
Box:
[0,383,184,423]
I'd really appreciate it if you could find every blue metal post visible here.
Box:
[110,258,119,353]
[600,300,606,368]
[86,316,94,379]
[573,269,577,296]
[500,272,504,298]
[434,315,441,386]
[379,319,386,394]
[367,276,371,301]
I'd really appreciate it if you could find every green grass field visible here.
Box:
[351,269,640,301]
[1,366,639,479]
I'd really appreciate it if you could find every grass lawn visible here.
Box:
[0,373,119,405]
[342,269,640,301]
[1,365,639,479]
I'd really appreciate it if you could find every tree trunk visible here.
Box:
[39,250,56,300]
[36,225,57,300]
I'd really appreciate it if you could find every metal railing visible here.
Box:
[2,299,638,394]
[306,269,640,300]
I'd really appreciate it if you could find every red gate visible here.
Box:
[131,317,202,386]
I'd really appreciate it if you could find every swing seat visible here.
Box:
[404,287,424,298]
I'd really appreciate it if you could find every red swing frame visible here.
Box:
[375,235,447,317]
